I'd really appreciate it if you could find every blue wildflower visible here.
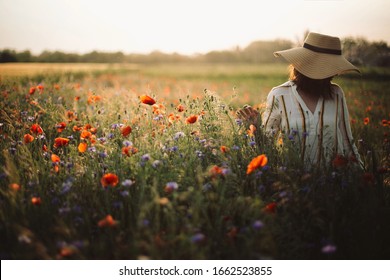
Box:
[173,131,185,141]
[120,190,129,197]
[141,153,150,161]
[122,179,134,187]
[152,160,162,168]
[321,244,337,254]
[123,140,133,147]
[195,150,204,158]
[190,233,205,244]
[88,146,96,153]
[232,145,240,151]
[169,146,178,152]
[252,220,264,230]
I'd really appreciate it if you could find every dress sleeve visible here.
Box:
[338,87,364,168]
[262,90,281,137]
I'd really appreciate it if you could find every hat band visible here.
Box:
[303,43,342,55]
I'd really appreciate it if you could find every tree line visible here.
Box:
[1,37,389,67]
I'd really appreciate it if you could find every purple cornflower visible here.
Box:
[232,145,240,151]
[195,150,204,158]
[152,160,162,168]
[190,233,205,244]
[122,179,134,187]
[141,153,150,161]
[173,131,185,141]
[252,220,264,230]
[235,119,243,126]
[153,114,164,121]
[88,146,96,153]
[99,151,108,158]
[321,244,337,254]
[123,140,133,147]
[120,190,129,197]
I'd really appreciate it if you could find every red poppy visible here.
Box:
[31,197,41,205]
[363,117,370,125]
[87,94,101,104]
[168,113,181,123]
[73,125,82,132]
[186,115,198,124]
[66,111,75,121]
[51,154,60,163]
[30,124,43,135]
[176,104,185,112]
[264,202,277,213]
[152,103,165,114]
[362,172,375,185]
[53,137,70,148]
[56,122,67,133]
[9,183,21,191]
[78,142,88,153]
[246,154,268,174]
[210,165,223,177]
[29,86,36,95]
[80,130,92,140]
[98,215,117,227]
[140,95,156,105]
[220,145,229,153]
[227,227,238,239]
[23,133,34,144]
[36,84,44,93]
[332,154,348,168]
[90,127,97,134]
[122,146,138,156]
[101,173,119,187]
[121,125,132,137]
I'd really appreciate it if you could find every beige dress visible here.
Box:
[262,81,362,168]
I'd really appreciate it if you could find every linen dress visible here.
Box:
[262,81,362,168]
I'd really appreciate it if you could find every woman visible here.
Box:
[237,32,363,169]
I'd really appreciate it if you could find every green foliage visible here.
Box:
[1,36,389,66]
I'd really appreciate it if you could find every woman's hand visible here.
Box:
[236,105,260,127]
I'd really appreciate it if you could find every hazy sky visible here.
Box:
[1,0,389,55]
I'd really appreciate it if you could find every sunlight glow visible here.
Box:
[0,0,389,54]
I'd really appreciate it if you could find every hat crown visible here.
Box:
[304,32,341,51]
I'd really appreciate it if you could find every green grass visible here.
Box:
[0,63,389,259]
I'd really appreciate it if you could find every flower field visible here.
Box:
[0,63,389,259]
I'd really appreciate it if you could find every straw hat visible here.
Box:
[274,32,361,79]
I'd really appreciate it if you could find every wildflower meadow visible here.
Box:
[0,63,389,260]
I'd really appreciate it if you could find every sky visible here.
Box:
[0,0,389,55]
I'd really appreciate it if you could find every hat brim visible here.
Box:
[274,47,361,79]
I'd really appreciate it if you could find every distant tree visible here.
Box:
[0,49,18,62]
[1,37,389,66]
[15,50,33,62]
[242,40,293,63]
[342,37,390,67]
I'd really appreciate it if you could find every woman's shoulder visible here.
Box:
[330,82,345,97]
[268,81,294,97]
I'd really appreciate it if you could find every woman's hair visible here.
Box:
[289,65,334,100]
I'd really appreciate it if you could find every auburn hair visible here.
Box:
[289,65,334,100]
